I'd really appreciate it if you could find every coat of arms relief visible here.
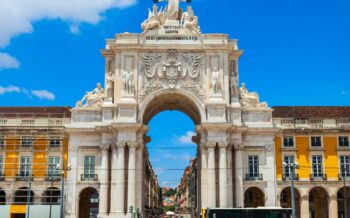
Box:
[139,50,206,100]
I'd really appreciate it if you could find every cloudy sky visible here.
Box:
[0,0,349,186]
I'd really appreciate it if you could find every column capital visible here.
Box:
[234,144,244,151]
[101,143,110,151]
[128,142,138,149]
[218,142,228,148]
[206,142,217,148]
[116,141,126,148]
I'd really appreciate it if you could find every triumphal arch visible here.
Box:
[65,0,278,217]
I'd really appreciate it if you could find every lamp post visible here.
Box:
[283,162,299,218]
[343,164,349,218]
[56,159,71,218]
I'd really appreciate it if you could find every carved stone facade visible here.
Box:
[65,1,278,218]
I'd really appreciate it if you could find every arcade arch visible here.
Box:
[337,187,350,218]
[309,187,329,218]
[280,187,301,218]
[244,187,265,208]
[79,188,99,218]
[14,187,34,205]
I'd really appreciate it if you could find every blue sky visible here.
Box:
[0,0,349,186]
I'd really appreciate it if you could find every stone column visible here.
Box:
[227,145,233,207]
[219,143,228,207]
[207,143,216,208]
[115,142,126,213]
[200,145,208,209]
[329,195,338,218]
[66,147,78,217]
[300,195,310,218]
[99,144,109,215]
[136,143,144,213]
[128,143,137,211]
[234,145,244,208]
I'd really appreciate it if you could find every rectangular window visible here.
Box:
[21,137,33,148]
[283,136,294,147]
[284,155,295,178]
[0,137,4,147]
[340,155,350,177]
[248,156,259,177]
[48,156,60,176]
[0,156,3,175]
[311,136,322,147]
[49,139,61,147]
[84,156,95,178]
[339,137,350,147]
[312,155,323,178]
[20,156,31,177]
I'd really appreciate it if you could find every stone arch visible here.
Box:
[244,187,265,208]
[309,186,329,218]
[14,187,34,205]
[42,187,61,205]
[79,187,99,218]
[139,88,205,125]
[280,187,301,218]
[0,188,6,205]
[337,186,350,218]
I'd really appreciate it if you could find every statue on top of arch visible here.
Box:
[141,0,200,33]
[239,83,268,109]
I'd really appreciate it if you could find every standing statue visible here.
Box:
[106,70,114,99]
[167,0,180,20]
[210,67,221,94]
[123,67,134,94]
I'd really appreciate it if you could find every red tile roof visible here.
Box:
[272,106,350,118]
[0,107,71,118]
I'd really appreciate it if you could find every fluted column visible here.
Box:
[234,145,244,208]
[329,195,338,218]
[115,142,126,213]
[219,143,228,207]
[200,145,208,209]
[99,144,109,215]
[127,142,137,211]
[207,142,216,208]
[227,145,233,207]
[66,147,78,217]
[300,195,309,218]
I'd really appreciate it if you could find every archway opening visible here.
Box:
[244,187,265,208]
[43,187,61,205]
[337,187,350,218]
[14,187,34,205]
[142,91,202,216]
[0,189,6,205]
[79,188,99,218]
[280,187,301,217]
[309,187,328,218]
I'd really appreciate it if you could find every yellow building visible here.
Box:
[0,107,70,218]
[273,106,350,218]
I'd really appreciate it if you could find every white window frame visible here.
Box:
[283,136,295,148]
[338,136,350,148]
[311,155,324,178]
[339,155,350,177]
[49,138,61,148]
[21,136,33,148]
[0,155,3,175]
[248,155,259,177]
[84,155,96,177]
[19,156,32,177]
[283,155,295,178]
[310,136,323,148]
[47,156,60,176]
[0,137,4,147]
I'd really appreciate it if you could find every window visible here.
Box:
[284,156,295,178]
[312,155,323,178]
[0,137,4,147]
[283,136,294,147]
[21,137,33,148]
[340,155,350,177]
[339,136,349,147]
[49,139,61,147]
[311,136,322,147]
[0,156,3,175]
[84,156,95,179]
[19,156,31,177]
[48,156,60,176]
[248,156,259,177]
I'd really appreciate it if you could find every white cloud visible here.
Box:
[0,0,137,48]
[0,53,20,70]
[177,131,196,145]
[0,85,21,95]
[341,91,348,95]
[31,90,55,100]
[0,85,55,101]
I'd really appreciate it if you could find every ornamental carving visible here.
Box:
[139,50,205,99]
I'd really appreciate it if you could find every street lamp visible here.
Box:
[343,164,349,218]
[283,162,300,218]
[56,160,72,218]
